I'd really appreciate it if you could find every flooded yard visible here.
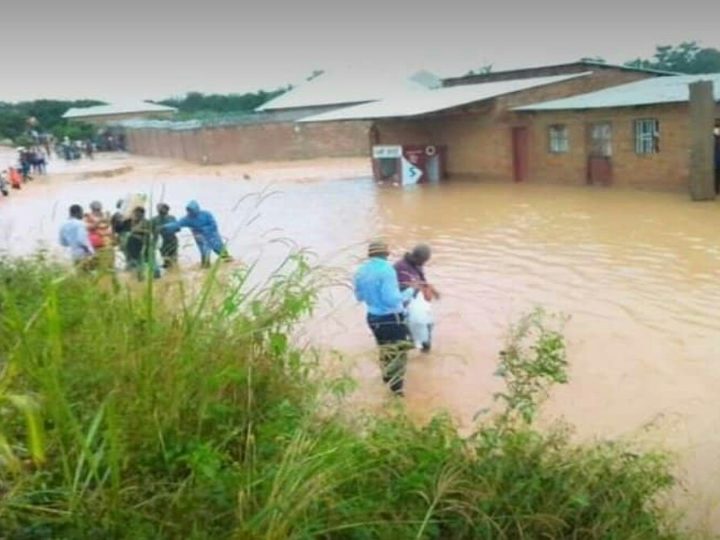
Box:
[3,150,720,532]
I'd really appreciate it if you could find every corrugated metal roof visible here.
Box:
[256,69,441,111]
[515,73,720,111]
[116,109,316,130]
[299,73,590,122]
[63,102,177,119]
[442,60,676,86]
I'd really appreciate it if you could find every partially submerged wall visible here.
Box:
[125,120,371,164]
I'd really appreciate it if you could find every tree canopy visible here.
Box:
[158,88,287,115]
[626,41,720,73]
[0,99,102,144]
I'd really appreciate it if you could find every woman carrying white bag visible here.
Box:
[395,244,440,352]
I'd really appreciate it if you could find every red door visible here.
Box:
[587,122,613,186]
[512,127,529,182]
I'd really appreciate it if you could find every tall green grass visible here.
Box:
[0,255,682,539]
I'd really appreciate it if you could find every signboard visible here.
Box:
[372,145,403,159]
[401,156,423,186]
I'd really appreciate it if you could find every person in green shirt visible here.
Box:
[151,203,179,269]
[126,207,160,281]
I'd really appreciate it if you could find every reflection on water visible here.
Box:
[3,158,720,531]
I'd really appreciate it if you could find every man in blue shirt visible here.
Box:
[59,204,94,269]
[354,240,415,396]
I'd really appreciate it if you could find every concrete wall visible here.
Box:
[125,120,371,164]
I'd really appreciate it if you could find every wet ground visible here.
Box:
[2,149,720,533]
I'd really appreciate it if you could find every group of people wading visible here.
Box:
[354,241,439,397]
[0,147,48,196]
[59,199,232,279]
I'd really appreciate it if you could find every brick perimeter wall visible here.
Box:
[125,121,371,164]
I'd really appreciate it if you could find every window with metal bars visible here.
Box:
[548,124,569,154]
[634,119,660,155]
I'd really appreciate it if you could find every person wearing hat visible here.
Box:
[354,240,416,396]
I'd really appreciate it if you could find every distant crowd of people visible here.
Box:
[59,199,233,280]
[0,147,48,196]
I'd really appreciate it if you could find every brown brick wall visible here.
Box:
[444,63,660,86]
[526,105,691,189]
[125,121,371,164]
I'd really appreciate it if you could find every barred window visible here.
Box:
[634,119,660,154]
[548,124,569,154]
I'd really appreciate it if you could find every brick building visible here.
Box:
[303,63,668,180]
[121,69,441,164]
[303,64,720,195]
[514,75,720,193]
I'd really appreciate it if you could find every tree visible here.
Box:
[0,99,104,144]
[159,88,287,115]
[626,41,720,73]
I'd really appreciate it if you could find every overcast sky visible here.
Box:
[0,0,717,103]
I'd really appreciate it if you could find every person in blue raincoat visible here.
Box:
[162,200,232,268]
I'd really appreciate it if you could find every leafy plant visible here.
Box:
[494,308,569,424]
[0,257,683,539]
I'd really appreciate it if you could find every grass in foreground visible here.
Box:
[0,255,681,539]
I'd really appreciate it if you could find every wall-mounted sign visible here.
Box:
[372,145,403,159]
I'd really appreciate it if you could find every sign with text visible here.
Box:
[372,145,402,159]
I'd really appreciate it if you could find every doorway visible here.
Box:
[511,127,529,182]
[714,119,720,194]
[587,122,613,186]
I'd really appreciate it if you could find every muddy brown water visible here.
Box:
[2,152,720,533]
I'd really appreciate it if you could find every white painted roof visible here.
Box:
[515,73,720,111]
[257,69,441,111]
[63,102,177,119]
[299,73,590,122]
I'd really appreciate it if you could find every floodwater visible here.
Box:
[3,151,720,533]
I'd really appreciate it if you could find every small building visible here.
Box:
[256,68,442,117]
[513,74,720,192]
[301,62,667,184]
[63,102,177,126]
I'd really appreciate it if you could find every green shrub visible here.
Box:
[0,257,682,539]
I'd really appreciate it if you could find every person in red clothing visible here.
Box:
[394,244,439,300]
[394,244,440,352]
[8,167,22,190]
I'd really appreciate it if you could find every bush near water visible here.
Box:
[0,255,681,539]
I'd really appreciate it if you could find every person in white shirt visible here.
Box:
[59,204,94,268]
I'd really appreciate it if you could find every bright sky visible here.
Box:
[0,0,717,103]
